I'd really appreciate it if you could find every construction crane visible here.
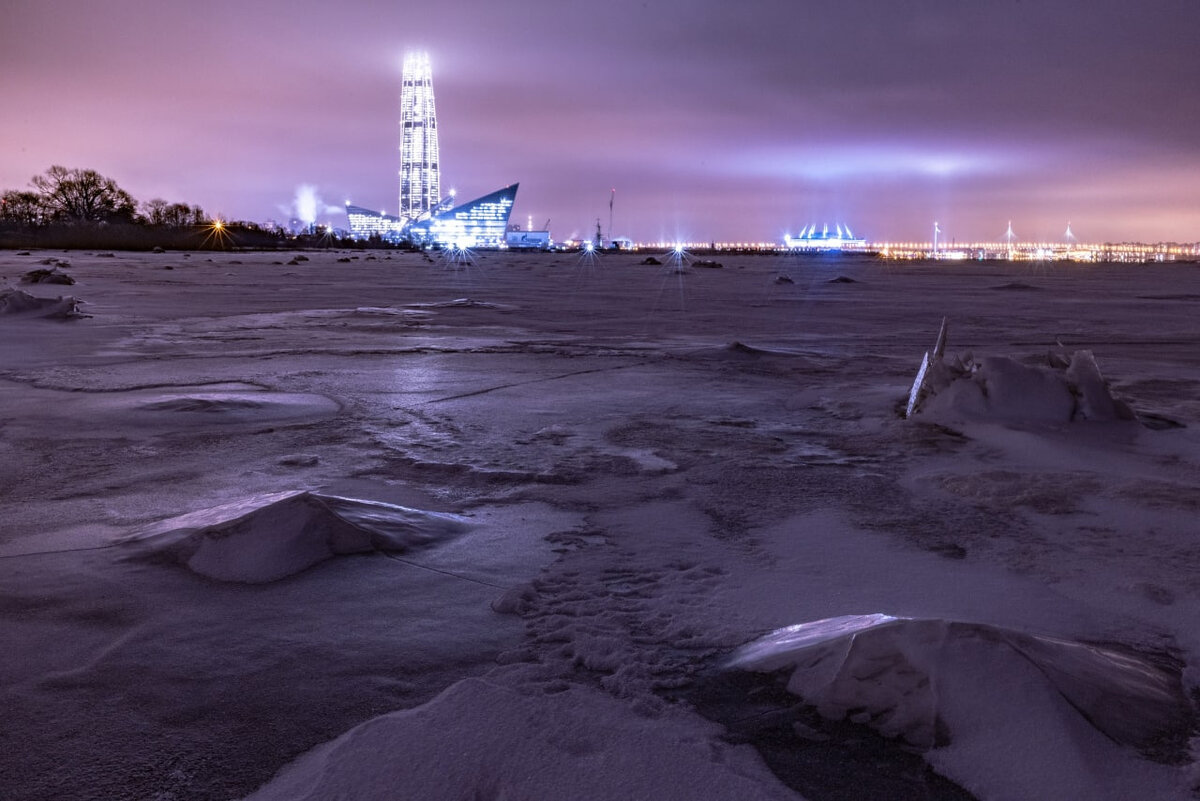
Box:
[609,188,615,244]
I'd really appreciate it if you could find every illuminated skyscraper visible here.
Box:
[345,53,518,244]
[399,52,440,220]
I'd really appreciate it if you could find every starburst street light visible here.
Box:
[201,217,232,249]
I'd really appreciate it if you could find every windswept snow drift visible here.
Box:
[120,491,470,582]
[726,615,1193,799]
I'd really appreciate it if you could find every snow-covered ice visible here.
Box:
[2,250,1199,800]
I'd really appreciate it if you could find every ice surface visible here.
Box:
[3,251,1200,801]
[120,491,471,582]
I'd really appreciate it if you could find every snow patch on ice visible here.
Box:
[120,491,471,582]
[352,306,435,322]
[614,448,677,472]
[244,677,798,801]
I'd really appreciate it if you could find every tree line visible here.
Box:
[1,165,208,228]
[0,165,305,250]
[1,165,408,251]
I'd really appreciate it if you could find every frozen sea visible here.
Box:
[1,249,1198,800]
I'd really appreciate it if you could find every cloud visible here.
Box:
[731,144,1023,182]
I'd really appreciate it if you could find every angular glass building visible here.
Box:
[408,183,519,248]
[343,204,407,238]
[399,52,440,221]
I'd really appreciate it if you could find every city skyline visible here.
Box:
[2,0,1198,243]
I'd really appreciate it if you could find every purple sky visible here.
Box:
[3,0,1198,243]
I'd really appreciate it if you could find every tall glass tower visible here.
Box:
[398,52,440,221]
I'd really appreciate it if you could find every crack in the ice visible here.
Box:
[425,360,649,404]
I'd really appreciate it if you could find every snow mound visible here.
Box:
[0,287,83,319]
[353,306,434,320]
[120,491,470,582]
[693,341,808,360]
[22,267,76,285]
[129,390,339,423]
[245,678,797,801]
[726,615,1193,799]
[914,350,1137,423]
[407,297,515,311]
[726,341,787,357]
[140,396,270,413]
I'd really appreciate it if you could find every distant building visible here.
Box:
[505,227,551,250]
[784,224,866,251]
[408,183,519,248]
[399,52,440,221]
[344,205,407,238]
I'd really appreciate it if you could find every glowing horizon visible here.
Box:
[2,1,1198,243]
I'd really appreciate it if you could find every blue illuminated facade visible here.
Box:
[344,204,407,238]
[344,184,518,246]
[407,183,519,248]
[784,223,866,251]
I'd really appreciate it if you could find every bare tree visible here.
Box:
[161,202,190,227]
[0,190,44,226]
[141,198,207,227]
[140,197,170,226]
[30,165,136,224]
